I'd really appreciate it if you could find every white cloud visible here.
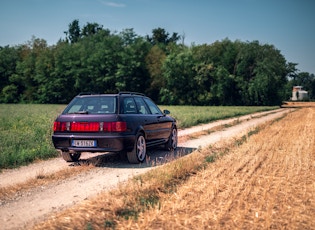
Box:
[100,1,126,7]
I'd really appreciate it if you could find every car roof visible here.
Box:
[76,92,146,98]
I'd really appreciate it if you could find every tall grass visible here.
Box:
[0,104,65,169]
[0,104,278,170]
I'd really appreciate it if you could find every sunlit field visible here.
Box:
[161,105,278,128]
[0,104,278,169]
[0,104,65,169]
[33,106,315,229]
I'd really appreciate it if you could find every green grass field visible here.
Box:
[0,104,66,169]
[0,104,278,170]
[161,105,278,128]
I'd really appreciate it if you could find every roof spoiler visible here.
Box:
[118,91,145,96]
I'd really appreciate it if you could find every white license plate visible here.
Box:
[72,140,96,147]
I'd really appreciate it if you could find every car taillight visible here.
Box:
[53,121,127,132]
[111,121,127,132]
[53,121,68,131]
[70,122,100,132]
[102,121,127,132]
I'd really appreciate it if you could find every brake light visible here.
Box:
[53,121,127,132]
[111,121,127,132]
[102,121,127,132]
[71,122,100,132]
[53,121,68,131]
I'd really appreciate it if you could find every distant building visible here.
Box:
[292,86,308,101]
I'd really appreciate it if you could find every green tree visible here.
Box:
[191,41,241,105]
[115,30,150,93]
[161,47,196,105]
[81,22,104,37]
[147,27,180,51]
[33,44,61,103]
[0,19,306,105]
[50,41,77,103]
[210,66,237,105]
[250,43,287,105]
[234,41,287,105]
[0,46,20,102]
[65,19,81,43]
[1,84,18,103]
[145,45,167,102]
[10,37,48,102]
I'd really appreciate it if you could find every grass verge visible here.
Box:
[160,105,278,128]
[0,104,65,170]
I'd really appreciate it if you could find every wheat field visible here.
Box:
[34,106,315,229]
[117,107,315,229]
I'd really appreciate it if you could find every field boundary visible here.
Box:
[178,108,288,137]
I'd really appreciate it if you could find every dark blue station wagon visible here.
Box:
[52,92,177,163]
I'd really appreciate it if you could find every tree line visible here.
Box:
[1,20,314,105]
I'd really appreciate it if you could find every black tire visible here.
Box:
[61,151,81,162]
[127,133,146,163]
[164,127,178,150]
[119,151,128,162]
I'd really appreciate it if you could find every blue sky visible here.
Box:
[1,0,314,74]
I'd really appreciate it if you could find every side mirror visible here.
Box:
[163,109,170,115]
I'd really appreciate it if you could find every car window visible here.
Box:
[64,96,116,114]
[122,97,137,114]
[134,97,150,114]
[143,98,162,115]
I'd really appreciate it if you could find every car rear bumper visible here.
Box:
[52,133,135,153]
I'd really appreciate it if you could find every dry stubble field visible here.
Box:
[34,106,315,229]
[125,107,315,229]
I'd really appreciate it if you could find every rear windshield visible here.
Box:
[63,96,117,114]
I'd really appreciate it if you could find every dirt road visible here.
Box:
[0,108,292,230]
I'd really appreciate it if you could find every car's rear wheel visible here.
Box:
[61,151,81,162]
[127,133,146,163]
[164,127,178,150]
